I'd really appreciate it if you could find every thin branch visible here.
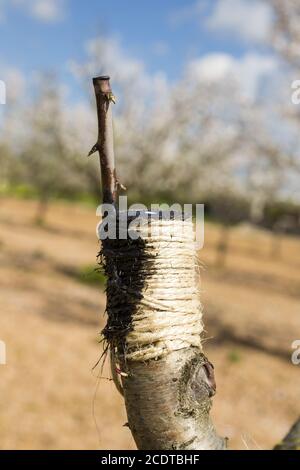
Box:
[89,75,117,205]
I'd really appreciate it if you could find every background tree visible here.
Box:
[19,74,88,224]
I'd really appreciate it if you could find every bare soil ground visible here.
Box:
[0,197,299,450]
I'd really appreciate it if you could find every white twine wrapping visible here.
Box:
[102,217,203,362]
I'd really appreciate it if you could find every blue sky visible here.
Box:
[1,1,298,200]
[0,0,278,107]
[0,1,244,73]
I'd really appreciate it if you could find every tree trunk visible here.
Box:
[34,195,49,225]
[120,350,225,450]
[92,76,225,450]
[215,224,230,268]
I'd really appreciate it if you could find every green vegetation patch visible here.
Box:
[61,264,106,287]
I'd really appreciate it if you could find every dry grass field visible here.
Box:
[0,197,299,450]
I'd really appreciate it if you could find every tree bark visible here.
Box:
[120,350,226,450]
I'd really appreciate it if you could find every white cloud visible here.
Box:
[11,0,65,22]
[69,35,170,121]
[205,0,273,43]
[30,0,64,22]
[187,51,278,101]
[84,36,145,85]
[187,53,236,82]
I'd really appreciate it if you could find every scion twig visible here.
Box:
[89,75,118,205]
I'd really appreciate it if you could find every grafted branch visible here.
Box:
[92,76,225,450]
[90,75,117,205]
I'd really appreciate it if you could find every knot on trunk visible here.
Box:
[178,352,216,418]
